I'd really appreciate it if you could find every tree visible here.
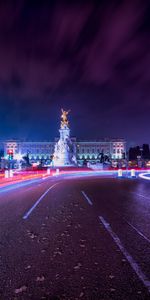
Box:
[129,146,141,160]
[142,144,150,160]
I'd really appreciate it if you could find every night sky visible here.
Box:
[0,0,150,146]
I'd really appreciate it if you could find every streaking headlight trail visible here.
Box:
[139,173,150,180]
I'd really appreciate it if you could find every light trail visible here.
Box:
[0,178,44,193]
[0,168,149,192]
[139,173,150,180]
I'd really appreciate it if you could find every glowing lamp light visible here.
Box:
[14,153,23,160]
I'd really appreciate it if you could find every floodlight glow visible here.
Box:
[32,162,40,167]
[14,153,23,160]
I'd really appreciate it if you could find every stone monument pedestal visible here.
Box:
[53,110,76,166]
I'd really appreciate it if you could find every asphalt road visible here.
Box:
[0,175,150,300]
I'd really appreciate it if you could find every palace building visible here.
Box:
[3,137,126,164]
[2,110,126,165]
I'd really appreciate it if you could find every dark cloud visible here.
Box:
[0,0,149,145]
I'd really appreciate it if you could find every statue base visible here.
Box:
[53,124,76,167]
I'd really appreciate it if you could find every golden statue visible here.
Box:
[61,108,70,128]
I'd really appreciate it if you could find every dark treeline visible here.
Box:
[129,144,150,160]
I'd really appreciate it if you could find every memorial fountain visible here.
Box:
[53,109,77,166]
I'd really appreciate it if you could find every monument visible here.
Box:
[53,109,77,166]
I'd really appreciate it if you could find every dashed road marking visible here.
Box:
[113,207,150,244]
[81,191,93,206]
[99,216,150,293]
[124,219,150,244]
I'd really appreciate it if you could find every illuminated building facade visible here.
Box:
[3,141,54,164]
[3,137,126,164]
[76,138,126,161]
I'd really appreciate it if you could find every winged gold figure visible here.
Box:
[61,109,70,128]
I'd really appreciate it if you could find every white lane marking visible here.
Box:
[124,219,150,244]
[81,191,93,206]
[131,192,150,200]
[23,183,58,220]
[99,216,150,293]
[113,209,150,245]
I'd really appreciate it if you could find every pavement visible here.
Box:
[0,174,150,299]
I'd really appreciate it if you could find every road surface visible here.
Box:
[0,174,150,299]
